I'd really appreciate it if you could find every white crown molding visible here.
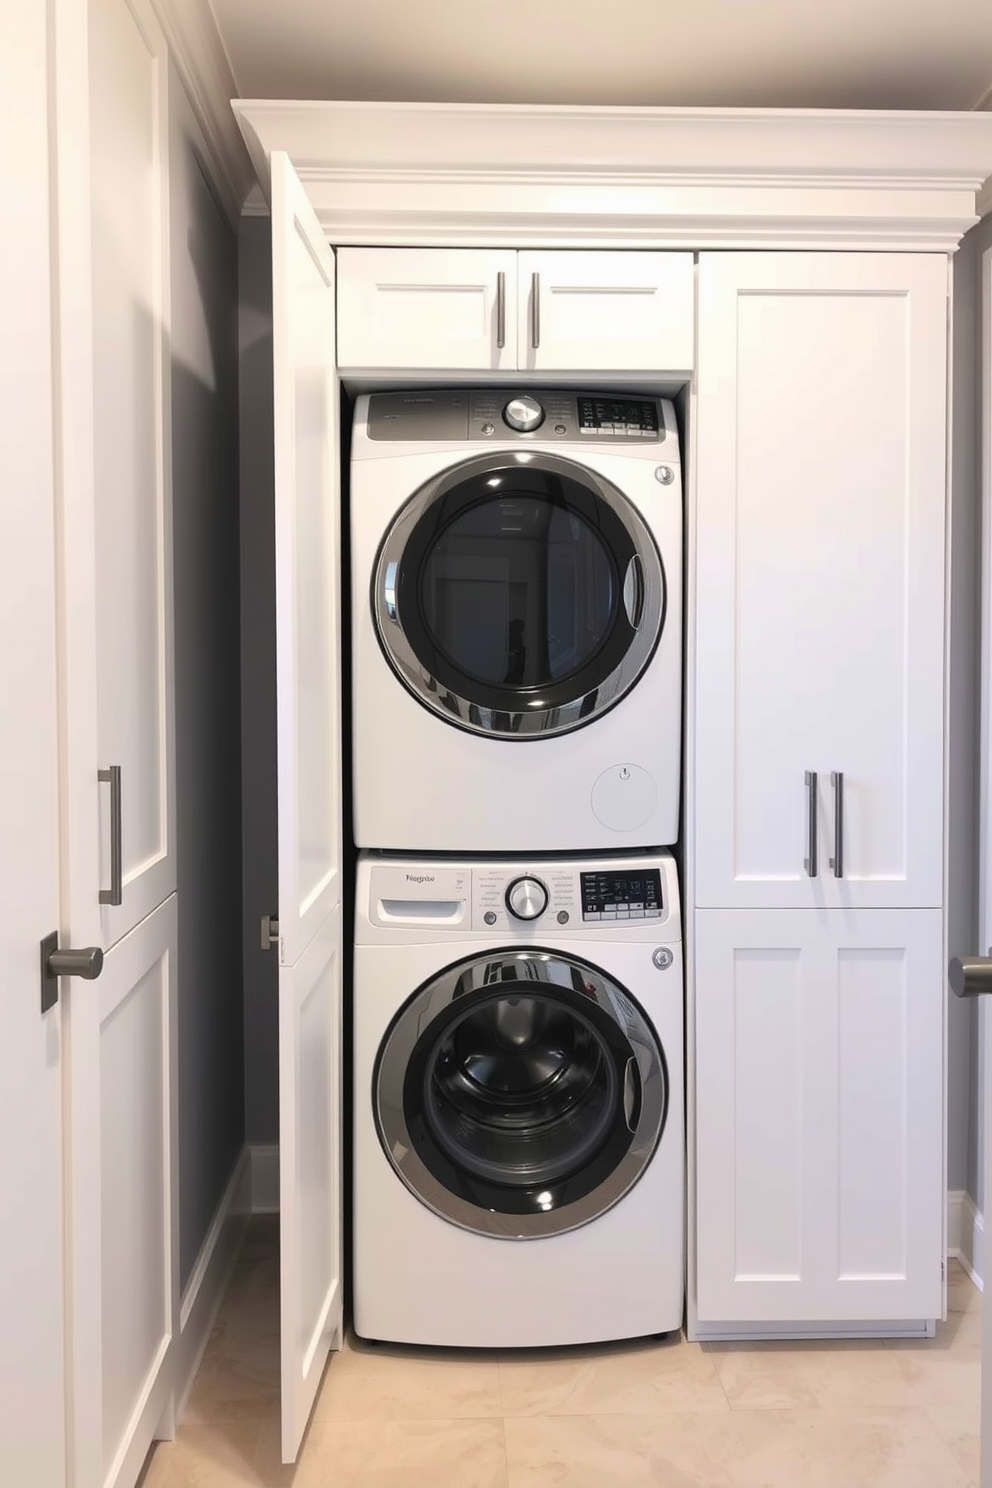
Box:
[233,101,992,250]
[151,0,254,224]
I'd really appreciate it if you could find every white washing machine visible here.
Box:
[353,850,685,1347]
[350,389,683,852]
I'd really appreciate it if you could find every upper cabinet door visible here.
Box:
[336,247,517,371]
[518,251,694,372]
[270,151,343,1464]
[90,0,175,949]
[693,252,947,911]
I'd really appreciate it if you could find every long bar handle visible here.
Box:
[531,272,540,349]
[804,771,818,878]
[830,770,844,879]
[98,765,123,906]
[495,271,506,350]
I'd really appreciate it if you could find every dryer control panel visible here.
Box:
[366,389,670,444]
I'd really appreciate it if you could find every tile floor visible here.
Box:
[140,1219,982,1487]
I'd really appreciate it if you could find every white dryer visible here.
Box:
[353,850,685,1347]
[350,389,683,852]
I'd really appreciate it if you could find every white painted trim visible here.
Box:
[949,1191,986,1291]
[251,1143,280,1213]
[149,0,253,223]
[172,1148,251,1423]
[233,102,992,251]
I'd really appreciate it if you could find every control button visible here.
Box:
[652,947,674,970]
[481,422,495,435]
[503,395,545,433]
[645,909,662,918]
[654,465,675,485]
[629,910,645,919]
[557,910,570,924]
[483,911,498,926]
[505,875,549,920]
[583,912,602,921]
[554,424,567,435]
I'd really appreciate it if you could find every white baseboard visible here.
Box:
[173,1147,252,1422]
[948,1188,984,1291]
[250,1142,280,1213]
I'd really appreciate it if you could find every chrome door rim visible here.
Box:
[372,451,665,739]
[374,949,668,1240]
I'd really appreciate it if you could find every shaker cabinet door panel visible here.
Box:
[694,908,944,1325]
[89,0,176,947]
[693,252,947,911]
[518,251,694,372]
[336,248,517,371]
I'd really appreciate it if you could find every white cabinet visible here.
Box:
[336,248,694,373]
[694,907,944,1325]
[693,252,947,912]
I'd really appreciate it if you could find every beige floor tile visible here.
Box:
[925,1405,981,1487]
[759,1334,984,1414]
[498,1334,730,1416]
[140,1424,271,1488]
[726,1408,974,1488]
[313,1333,502,1421]
[703,1340,821,1411]
[505,1408,972,1488]
[503,1412,736,1488]
[287,1417,508,1488]
[183,1325,282,1427]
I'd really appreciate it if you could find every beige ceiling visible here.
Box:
[208,0,992,111]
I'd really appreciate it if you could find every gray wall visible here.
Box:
[238,216,280,1143]
[169,66,246,1287]
[952,212,992,1210]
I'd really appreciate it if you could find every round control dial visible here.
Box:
[503,395,545,433]
[505,876,549,920]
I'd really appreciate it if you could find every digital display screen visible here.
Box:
[580,869,663,920]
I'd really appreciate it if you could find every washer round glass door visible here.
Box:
[374,452,665,738]
[374,949,668,1239]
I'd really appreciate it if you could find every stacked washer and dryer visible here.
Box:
[350,388,686,1347]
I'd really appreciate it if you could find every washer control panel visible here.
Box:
[580,868,663,921]
[366,857,676,936]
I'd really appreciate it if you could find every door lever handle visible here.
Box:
[40,929,104,1013]
[949,952,992,998]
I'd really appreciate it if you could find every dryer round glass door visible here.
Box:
[373,949,668,1239]
[373,452,665,738]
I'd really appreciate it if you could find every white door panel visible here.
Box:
[273,153,341,970]
[89,0,175,948]
[65,894,179,1488]
[694,252,947,911]
[518,251,694,372]
[695,908,943,1324]
[279,905,343,1457]
[0,7,66,1480]
[336,247,517,371]
[271,150,344,1464]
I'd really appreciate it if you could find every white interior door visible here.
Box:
[271,150,344,1464]
[0,6,66,1483]
[56,2,181,1486]
[978,242,992,1488]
